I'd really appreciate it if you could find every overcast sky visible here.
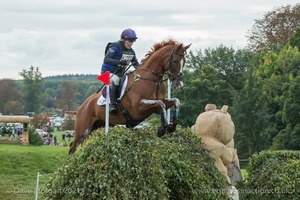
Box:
[0,0,299,79]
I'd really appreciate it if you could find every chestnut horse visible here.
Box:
[69,39,191,154]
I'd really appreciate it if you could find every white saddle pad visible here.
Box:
[97,75,128,105]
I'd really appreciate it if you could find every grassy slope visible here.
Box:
[0,143,69,200]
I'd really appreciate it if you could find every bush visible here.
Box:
[28,128,44,146]
[241,150,300,199]
[62,116,75,131]
[0,125,14,137]
[44,127,229,199]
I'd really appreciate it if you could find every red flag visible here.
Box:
[97,71,110,85]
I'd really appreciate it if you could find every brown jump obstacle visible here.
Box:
[0,115,31,145]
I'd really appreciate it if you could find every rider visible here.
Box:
[101,28,139,114]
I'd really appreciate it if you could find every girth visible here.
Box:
[118,102,142,128]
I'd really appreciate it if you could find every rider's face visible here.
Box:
[124,39,135,49]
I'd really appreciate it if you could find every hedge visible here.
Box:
[241,150,300,199]
[44,127,229,200]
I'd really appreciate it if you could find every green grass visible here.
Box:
[43,129,73,145]
[0,143,69,200]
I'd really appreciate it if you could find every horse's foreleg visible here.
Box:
[163,98,180,132]
[160,109,168,127]
[140,99,168,136]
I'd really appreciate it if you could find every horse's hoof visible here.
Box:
[166,123,176,132]
[157,126,166,137]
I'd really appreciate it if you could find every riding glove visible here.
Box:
[119,60,128,66]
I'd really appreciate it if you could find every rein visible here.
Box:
[125,71,168,99]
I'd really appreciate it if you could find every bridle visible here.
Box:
[165,47,185,82]
[124,45,186,99]
[139,46,186,83]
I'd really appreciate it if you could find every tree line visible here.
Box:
[0,4,299,158]
[173,4,300,158]
[0,68,100,116]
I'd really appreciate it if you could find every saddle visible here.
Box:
[97,74,142,127]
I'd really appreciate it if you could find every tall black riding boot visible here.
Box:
[109,83,118,115]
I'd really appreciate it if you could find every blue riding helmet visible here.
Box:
[121,28,138,40]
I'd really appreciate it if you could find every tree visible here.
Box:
[0,79,22,114]
[289,26,300,49]
[255,46,300,150]
[4,101,23,115]
[271,47,300,150]
[44,88,56,108]
[231,55,271,158]
[19,66,43,113]
[55,81,78,112]
[62,115,75,130]
[247,4,300,51]
[173,64,227,127]
[84,85,98,99]
[201,45,249,90]
[273,76,300,149]
[31,113,49,129]
[173,46,251,127]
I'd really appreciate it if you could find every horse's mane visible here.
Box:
[141,39,180,64]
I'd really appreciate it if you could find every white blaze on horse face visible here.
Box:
[180,58,184,69]
[179,58,184,87]
[171,58,184,88]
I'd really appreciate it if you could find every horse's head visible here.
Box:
[140,40,191,88]
[164,43,191,88]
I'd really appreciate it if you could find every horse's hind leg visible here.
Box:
[69,119,105,154]
[69,128,90,154]
[69,141,76,155]
[69,119,92,154]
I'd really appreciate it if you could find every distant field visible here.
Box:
[47,130,74,146]
[0,143,69,200]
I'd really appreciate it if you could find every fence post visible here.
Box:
[35,172,40,200]
[167,79,171,124]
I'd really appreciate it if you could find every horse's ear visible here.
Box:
[176,43,183,51]
[184,43,192,51]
